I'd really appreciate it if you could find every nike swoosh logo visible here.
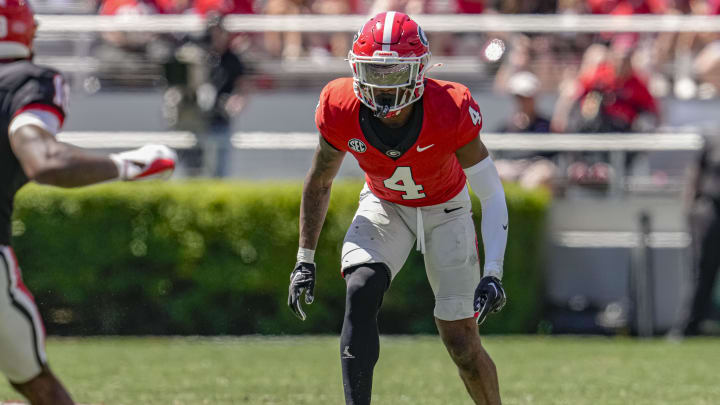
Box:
[502,224,508,230]
[444,207,463,214]
[416,144,435,152]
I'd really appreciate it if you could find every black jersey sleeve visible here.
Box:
[9,68,67,125]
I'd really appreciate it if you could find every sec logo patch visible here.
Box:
[348,138,367,153]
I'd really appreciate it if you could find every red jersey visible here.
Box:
[316,78,483,207]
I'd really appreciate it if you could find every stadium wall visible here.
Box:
[11,181,550,335]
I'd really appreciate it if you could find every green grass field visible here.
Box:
[1,336,718,405]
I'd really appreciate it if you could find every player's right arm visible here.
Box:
[299,137,346,250]
[288,136,345,321]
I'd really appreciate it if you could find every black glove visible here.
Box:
[474,276,507,326]
[288,262,316,321]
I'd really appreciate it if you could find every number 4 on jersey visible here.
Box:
[469,105,482,126]
[383,166,425,200]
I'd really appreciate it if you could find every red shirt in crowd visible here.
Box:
[194,0,254,14]
[131,0,255,14]
[586,0,667,14]
[576,62,659,126]
[455,0,484,14]
[99,0,146,14]
[709,0,720,14]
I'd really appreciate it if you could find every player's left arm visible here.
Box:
[456,135,509,325]
[9,73,176,187]
[10,123,119,187]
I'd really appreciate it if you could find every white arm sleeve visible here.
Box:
[8,109,61,137]
[464,156,508,279]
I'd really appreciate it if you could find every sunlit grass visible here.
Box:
[1,336,718,404]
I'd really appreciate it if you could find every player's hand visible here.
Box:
[110,144,177,181]
[474,276,507,326]
[288,262,316,321]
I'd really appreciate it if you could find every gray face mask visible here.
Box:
[349,53,430,115]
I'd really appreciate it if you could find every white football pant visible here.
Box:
[341,184,482,321]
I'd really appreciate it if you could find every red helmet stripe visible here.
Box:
[382,11,396,52]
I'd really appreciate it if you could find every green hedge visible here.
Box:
[11,180,550,335]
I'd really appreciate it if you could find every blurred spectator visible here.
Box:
[151,0,255,14]
[551,42,660,134]
[552,43,610,133]
[264,0,307,59]
[193,0,255,14]
[201,14,248,177]
[308,0,353,60]
[99,0,156,15]
[650,0,719,100]
[455,0,485,13]
[691,0,720,93]
[585,0,669,78]
[493,33,573,97]
[369,0,427,15]
[497,71,551,133]
[551,42,660,186]
[679,133,720,336]
[493,35,533,92]
[497,0,557,13]
[96,0,160,86]
[152,0,192,13]
[494,71,558,191]
[711,0,720,14]
[164,14,249,176]
[585,0,667,14]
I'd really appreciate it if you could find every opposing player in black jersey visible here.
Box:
[0,2,177,404]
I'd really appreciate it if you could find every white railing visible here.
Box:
[57,130,704,151]
[58,130,702,196]
[58,131,198,149]
[554,231,690,249]
[36,14,720,34]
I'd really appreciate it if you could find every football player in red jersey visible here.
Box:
[0,2,176,404]
[287,11,508,405]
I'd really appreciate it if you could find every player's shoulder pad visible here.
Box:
[31,62,62,79]
[0,61,55,86]
[424,78,476,115]
[4,61,68,123]
[319,77,357,110]
[19,60,61,82]
[425,79,482,148]
[316,77,357,132]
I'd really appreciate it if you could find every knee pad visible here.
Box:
[344,263,391,313]
[344,263,390,292]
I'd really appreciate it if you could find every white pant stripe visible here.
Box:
[1,246,47,371]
